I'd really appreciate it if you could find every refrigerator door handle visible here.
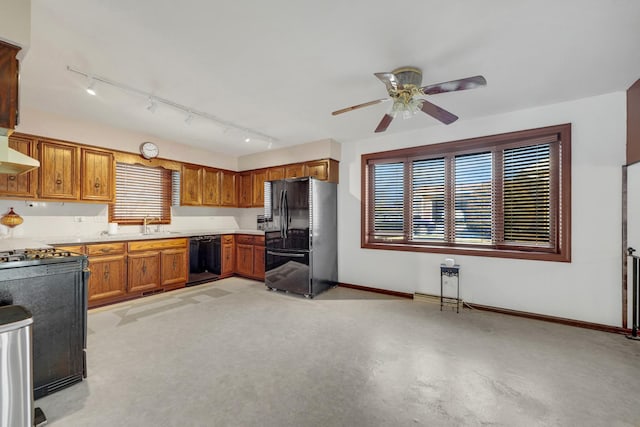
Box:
[267,250,306,258]
[279,189,285,238]
[284,189,289,239]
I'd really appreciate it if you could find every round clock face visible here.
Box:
[140,142,159,159]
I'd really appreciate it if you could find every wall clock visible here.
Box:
[140,142,159,159]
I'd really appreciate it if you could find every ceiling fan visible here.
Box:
[331,67,486,132]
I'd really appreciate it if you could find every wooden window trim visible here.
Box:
[361,124,571,262]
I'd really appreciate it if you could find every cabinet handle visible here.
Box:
[56,173,62,185]
[8,175,16,181]
[142,262,147,274]
[94,177,101,189]
[104,266,110,281]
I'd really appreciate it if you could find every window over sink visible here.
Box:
[109,162,177,224]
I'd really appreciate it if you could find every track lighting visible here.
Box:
[146,97,157,113]
[67,66,278,145]
[86,78,96,96]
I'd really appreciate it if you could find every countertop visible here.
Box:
[40,229,265,246]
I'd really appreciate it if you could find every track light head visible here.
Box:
[146,97,157,113]
[86,78,96,96]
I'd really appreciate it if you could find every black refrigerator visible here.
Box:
[264,177,337,298]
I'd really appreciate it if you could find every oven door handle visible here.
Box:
[267,250,306,258]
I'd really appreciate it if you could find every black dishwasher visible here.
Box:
[188,235,221,286]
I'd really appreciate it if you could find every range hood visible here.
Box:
[0,129,39,174]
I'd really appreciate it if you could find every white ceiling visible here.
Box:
[18,0,640,156]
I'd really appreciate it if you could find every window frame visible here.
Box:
[108,162,173,225]
[361,123,571,262]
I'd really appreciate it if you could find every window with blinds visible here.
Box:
[109,163,173,224]
[362,123,571,262]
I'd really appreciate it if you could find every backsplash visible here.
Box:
[0,201,263,240]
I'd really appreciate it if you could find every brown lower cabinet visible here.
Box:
[220,235,235,278]
[235,234,265,280]
[56,237,189,308]
[56,234,269,308]
[86,242,127,304]
[128,238,188,294]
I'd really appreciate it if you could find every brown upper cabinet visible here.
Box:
[181,164,203,206]
[237,171,252,208]
[0,41,20,130]
[267,167,285,181]
[285,164,305,179]
[220,170,236,206]
[81,147,115,202]
[0,134,37,198]
[252,169,267,206]
[38,139,80,200]
[203,168,221,205]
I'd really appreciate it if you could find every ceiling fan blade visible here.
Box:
[331,98,388,116]
[420,100,458,125]
[374,72,402,92]
[421,75,487,96]
[374,114,394,133]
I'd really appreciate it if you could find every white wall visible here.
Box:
[16,108,239,170]
[238,138,341,170]
[0,0,31,56]
[338,92,626,326]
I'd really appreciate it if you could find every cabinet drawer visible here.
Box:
[236,234,256,245]
[254,235,265,245]
[87,242,125,256]
[222,235,234,244]
[55,244,85,255]
[128,238,188,252]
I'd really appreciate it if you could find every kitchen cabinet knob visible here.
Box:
[94,178,101,188]
[56,179,62,185]
[8,175,16,181]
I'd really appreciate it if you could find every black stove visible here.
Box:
[0,248,80,267]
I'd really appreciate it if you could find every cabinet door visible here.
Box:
[38,140,80,200]
[221,240,235,277]
[128,251,161,293]
[236,243,254,277]
[202,168,221,206]
[253,245,265,279]
[267,167,285,181]
[220,171,237,206]
[285,164,305,179]
[161,248,188,287]
[305,160,328,181]
[237,172,252,207]
[81,148,114,202]
[181,164,202,205]
[0,134,36,198]
[252,169,267,207]
[0,42,19,129]
[88,254,127,306]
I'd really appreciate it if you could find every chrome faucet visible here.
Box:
[143,216,160,234]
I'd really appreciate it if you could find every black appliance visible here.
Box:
[0,247,89,400]
[188,235,221,285]
[264,177,338,298]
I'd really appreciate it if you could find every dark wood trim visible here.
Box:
[466,302,631,335]
[338,282,414,299]
[622,165,628,328]
[360,123,571,263]
[627,79,640,164]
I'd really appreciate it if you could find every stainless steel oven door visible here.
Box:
[265,249,310,296]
